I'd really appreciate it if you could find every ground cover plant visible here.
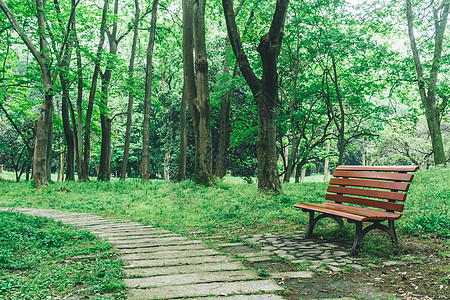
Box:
[0,168,448,299]
[0,168,448,240]
[0,211,126,300]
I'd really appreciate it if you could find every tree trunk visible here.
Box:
[97,0,119,181]
[192,0,213,185]
[142,0,159,180]
[60,42,75,181]
[222,0,289,192]
[57,146,65,182]
[177,85,188,182]
[120,0,140,180]
[323,141,330,182]
[81,0,109,181]
[73,21,84,181]
[215,57,232,179]
[406,0,448,166]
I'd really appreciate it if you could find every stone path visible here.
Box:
[3,208,286,299]
[238,233,365,273]
[2,207,366,299]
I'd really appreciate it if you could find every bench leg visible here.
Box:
[305,211,344,239]
[351,221,363,255]
[351,221,398,255]
[389,220,398,244]
[306,211,316,238]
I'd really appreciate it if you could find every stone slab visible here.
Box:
[245,256,274,263]
[200,295,284,300]
[121,248,220,261]
[269,271,314,279]
[118,243,209,254]
[124,255,238,268]
[113,239,202,249]
[110,236,188,245]
[125,261,244,277]
[127,280,283,299]
[125,270,259,287]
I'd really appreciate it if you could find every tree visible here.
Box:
[142,0,159,180]
[120,0,140,180]
[222,0,289,192]
[80,0,109,181]
[406,0,448,166]
[182,0,213,185]
[0,0,75,186]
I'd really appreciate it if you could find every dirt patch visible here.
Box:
[212,235,449,299]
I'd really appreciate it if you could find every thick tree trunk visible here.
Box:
[32,89,53,186]
[120,0,140,180]
[192,0,213,185]
[406,0,448,166]
[142,0,159,180]
[222,0,288,192]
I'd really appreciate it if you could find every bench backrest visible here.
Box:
[326,165,419,213]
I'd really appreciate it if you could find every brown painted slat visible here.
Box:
[329,178,410,191]
[336,165,419,172]
[323,202,402,220]
[333,171,414,182]
[327,186,407,201]
[293,203,367,222]
[325,194,404,212]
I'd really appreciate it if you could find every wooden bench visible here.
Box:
[294,165,419,254]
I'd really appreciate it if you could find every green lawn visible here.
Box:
[0,168,448,239]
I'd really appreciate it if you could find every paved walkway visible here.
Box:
[2,208,361,299]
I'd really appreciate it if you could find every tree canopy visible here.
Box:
[0,0,448,188]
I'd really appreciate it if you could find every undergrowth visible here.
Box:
[0,168,448,243]
[0,211,126,300]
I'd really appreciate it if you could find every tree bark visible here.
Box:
[177,85,188,181]
[120,0,140,180]
[406,0,448,166]
[222,0,289,192]
[74,19,84,180]
[97,0,120,181]
[323,141,330,182]
[81,0,109,181]
[142,0,159,180]
[192,0,213,185]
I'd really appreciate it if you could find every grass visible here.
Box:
[0,210,126,300]
[0,168,448,244]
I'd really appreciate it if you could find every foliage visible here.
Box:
[0,211,126,299]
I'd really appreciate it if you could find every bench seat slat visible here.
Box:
[294,202,402,222]
[336,166,420,172]
[333,170,414,182]
[293,203,367,222]
[329,178,410,192]
[327,186,407,201]
[325,194,404,212]
[323,202,402,220]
